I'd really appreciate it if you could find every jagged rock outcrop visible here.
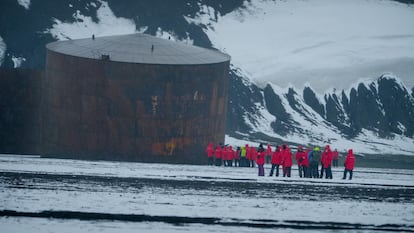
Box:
[228,73,414,140]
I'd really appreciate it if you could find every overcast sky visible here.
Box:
[202,0,414,92]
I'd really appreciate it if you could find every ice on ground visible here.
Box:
[0,217,338,233]
[1,154,413,187]
[0,154,413,230]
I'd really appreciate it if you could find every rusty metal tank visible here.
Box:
[43,33,230,164]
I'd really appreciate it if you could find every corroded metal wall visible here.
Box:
[42,50,229,164]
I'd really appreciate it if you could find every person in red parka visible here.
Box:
[250,146,257,167]
[301,148,310,177]
[245,144,251,167]
[256,144,265,176]
[269,146,282,177]
[295,145,307,178]
[265,144,272,164]
[227,146,234,167]
[234,147,241,167]
[206,143,214,165]
[214,145,222,166]
[321,145,333,179]
[295,146,302,165]
[222,146,228,166]
[332,149,339,167]
[343,149,356,180]
[282,144,293,177]
[281,146,286,175]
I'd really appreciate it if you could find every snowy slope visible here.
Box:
[17,0,30,10]
[45,1,138,40]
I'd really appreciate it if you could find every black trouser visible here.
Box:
[310,161,319,178]
[208,157,214,165]
[333,159,338,167]
[298,165,304,178]
[234,159,240,167]
[283,167,291,177]
[303,166,309,178]
[250,160,255,167]
[240,157,247,167]
[215,158,222,166]
[320,163,325,178]
[269,164,280,176]
[325,166,332,179]
[343,169,353,180]
[227,160,233,167]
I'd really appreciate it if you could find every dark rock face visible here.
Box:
[226,69,263,134]
[324,92,353,137]
[326,75,414,138]
[303,87,325,117]
[376,76,414,136]
[263,85,292,135]
[348,83,386,136]
[226,74,414,139]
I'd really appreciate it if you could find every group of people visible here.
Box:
[205,142,356,180]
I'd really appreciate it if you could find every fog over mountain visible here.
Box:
[196,0,414,92]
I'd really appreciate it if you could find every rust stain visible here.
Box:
[165,139,176,156]
[151,95,159,116]
[42,50,230,164]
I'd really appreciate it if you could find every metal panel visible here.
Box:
[43,49,229,164]
[46,33,230,65]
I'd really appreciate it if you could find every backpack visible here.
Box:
[308,151,313,161]
[312,150,321,162]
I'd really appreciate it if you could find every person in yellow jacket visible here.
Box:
[240,146,247,167]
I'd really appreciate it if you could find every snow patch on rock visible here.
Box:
[17,0,30,10]
[45,0,140,40]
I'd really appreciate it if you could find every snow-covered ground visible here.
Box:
[1,154,413,232]
[1,218,332,233]
[195,0,414,92]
